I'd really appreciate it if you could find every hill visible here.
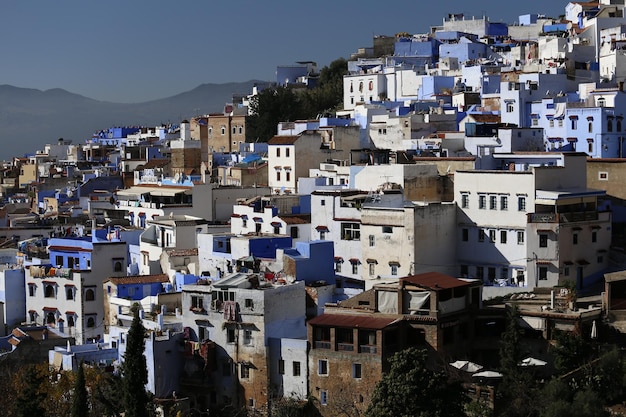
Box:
[0,81,263,160]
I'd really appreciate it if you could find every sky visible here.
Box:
[1,0,566,104]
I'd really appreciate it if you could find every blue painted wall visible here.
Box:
[249,236,293,259]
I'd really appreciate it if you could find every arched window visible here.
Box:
[588,122,593,133]
[114,261,122,272]
[608,119,613,132]
[369,80,373,91]
[68,316,75,327]
[66,287,73,300]
[44,284,55,298]
[618,119,623,132]
[46,312,55,324]
[85,288,95,301]
[358,82,363,92]
[87,317,95,328]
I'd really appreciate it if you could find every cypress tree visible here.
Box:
[71,362,89,417]
[121,305,151,417]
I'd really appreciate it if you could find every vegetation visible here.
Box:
[365,347,466,417]
[121,304,153,417]
[71,362,88,417]
[246,58,348,142]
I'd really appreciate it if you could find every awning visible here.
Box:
[43,307,57,312]
[65,311,76,315]
[41,280,56,285]
[536,260,552,265]
[577,259,590,265]
[138,212,146,217]
[349,258,361,264]
[569,115,579,120]
[253,217,263,223]
[564,261,574,265]
[270,222,281,227]
[566,137,578,142]
[389,261,401,266]
[315,225,328,232]
[547,137,563,142]
[334,257,343,262]
[366,259,378,264]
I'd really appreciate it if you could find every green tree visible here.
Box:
[121,305,151,417]
[552,330,591,375]
[71,362,89,417]
[12,364,47,417]
[365,347,466,417]
[498,305,524,380]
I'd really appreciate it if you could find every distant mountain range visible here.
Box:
[0,81,263,161]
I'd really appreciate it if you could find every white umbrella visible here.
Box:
[450,360,483,373]
[520,357,547,367]
[472,370,503,378]
[591,320,598,339]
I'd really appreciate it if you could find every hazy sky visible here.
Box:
[1,0,565,103]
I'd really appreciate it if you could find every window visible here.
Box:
[341,223,361,241]
[240,365,250,379]
[382,226,392,233]
[278,359,285,375]
[369,263,375,276]
[44,284,55,298]
[588,140,593,153]
[501,268,508,280]
[320,199,325,206]
[476,266,484,279]
[538,266,548,280]
[571,118,577,130]
[352,363,362,379]
[243,329,252,345]
[113,259,123,272]
[608,119,613,132]
[286,148,290,157]
[506,102,514,113]
[369,235,375,247]
[87,317,95,328]
[85,288,95,301]
[335,261,342,273]
[518,196,526,211]
[320,390,328,406]
[318,359,328,375]
[239,126,243,134]
[28,285,35,297]
[490,195,497,210]
[460,265,468,277]
[564,267,570,277]
[286,172,290,182]
[293,361,301,376]
[55,255,63,267]
[489,229,496,242]
[488,267,496,282]
[221,126,226,135]
[549,119,555,127]
[500,196,508,210]
[599,172,608,181]
[478,195,486,209]
[68,316,74,327]
[500,230,507,244]
[276,148,280,157]
[191,295,204,310]
[517,231,525,245]
[66,287,74,300]
[351,262,359,275]
[290,227,299,238]
[592,231,597,243]
[227,328,235,343]
[462,228,469,242]
[573,233,578,245]
[276,171,280,181]
[588,121,593,133]
[539,234,548,248]
[598,255,604,263]
[478,228,485,242]
[461,194,469,208]
[391,265,398,276]
[319,231,326,240]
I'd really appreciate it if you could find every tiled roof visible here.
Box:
[308,313,399,330]
[139,158,171,170]
[268,135,299,145]
[401,272,472,290]
[280,214,311,225]
[106,274,169,285]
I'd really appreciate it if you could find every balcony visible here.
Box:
[337,342,355,352]
[314,341,331,349]
[528,211,599,224]
[359,344,378,354]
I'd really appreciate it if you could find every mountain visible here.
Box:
[0,81,263,160]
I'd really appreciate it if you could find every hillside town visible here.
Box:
[5,1,626,416]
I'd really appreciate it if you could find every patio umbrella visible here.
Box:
[520,357,547,367]
[591,320,598,339]
[472,370,503,379]
[450,360,483,373]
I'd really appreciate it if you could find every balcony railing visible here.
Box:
[360,344,377,354]
[314,341,331,349]
[528,211,599,224]
[337,342,355,352]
